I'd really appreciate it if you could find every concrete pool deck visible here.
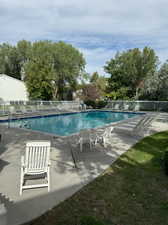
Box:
[0,112,168,225]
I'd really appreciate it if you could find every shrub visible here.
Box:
[96,100,108,109]
[164,150,168,175]
[84,100,96,108]
[80,216,106,225]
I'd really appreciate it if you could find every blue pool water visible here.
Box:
[7,111,140,136]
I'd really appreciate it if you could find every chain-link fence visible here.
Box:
[0,100,83,116]
[106,100,168,112]
[0,100,168,116]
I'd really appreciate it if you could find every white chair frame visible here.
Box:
[78,130,98,152]
[98,126,114,147]
[20,141,51,195]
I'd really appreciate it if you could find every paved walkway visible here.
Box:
[0,112,167,225]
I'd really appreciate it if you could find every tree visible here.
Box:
[16,40,31,79]
[0,40,86,100]
[90,72,99,83]
[0,41,31,80]
[52,41,85,100]
[0,43,21,79]
[24,41,86,100]
[82,84,100,101]
[141,60,168,100]
[24,41,55,100]
[90,72,107,98]
[24,58,54,100]
[104,47,159,99]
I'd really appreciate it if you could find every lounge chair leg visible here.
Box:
[103,137,107,148]
[89,140,92,150]
[80,140,83,152]
[20,168,24,195]
[47,167,50,192]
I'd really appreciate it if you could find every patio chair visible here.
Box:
[113,103,120,111]
[133,104,140,112]
[20,141,51,195]
[78,129,98,152]
[123,104,130,111]
[98,126,114,147]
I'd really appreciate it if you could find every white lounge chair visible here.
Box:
[20,141,51,195]
[78,130,98,152]
[134,104,140,112]
[114,114,155,136]
[123,104,130,111]
[114,103,120,111]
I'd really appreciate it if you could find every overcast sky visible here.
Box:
[0,0,168,75]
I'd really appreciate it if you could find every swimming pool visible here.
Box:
[5,111,141,136]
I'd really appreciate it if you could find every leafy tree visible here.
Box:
[0,40,85,100]
[24,41,85,100]
[0,41,31,80]
[25,58,54,100]
[0,43,21,79]
[24,41,54,100]
[141,60,168,100]
[82,84,100,101]
[105,47,159,99]
[106,87,131,100]
[16,40,31,79]
[90,72,107,97]
[52,41,85,100]
[17,40,31,63]
[90,71,99,83]
[157,61,168,100]
[79,72,90,85]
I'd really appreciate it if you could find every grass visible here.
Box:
[26,131,168,225]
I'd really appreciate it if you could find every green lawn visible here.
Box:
[26,131,168,225]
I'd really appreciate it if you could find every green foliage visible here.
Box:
[24,58,54,100]
[164,150,168,175]
[140,60,168,100]
[84,100,107,109]
[96,100,108,109]
[52,41,85,100]
[84,99,96,108]
[0,40,85,100]
[105,47,159,100]
[82,84,100,101]
[106,87,131,100]
[80,216,106,225]
[17,40,31,65]
[0,40,32,80]
[79,72,90,86]
[90,72,107,97]
[25,41,85,100]
[0,43,21,79]
[90,72,99,83]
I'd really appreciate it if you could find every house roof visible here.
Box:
[0,74,24,84]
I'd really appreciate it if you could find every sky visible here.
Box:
[0,0,168,76]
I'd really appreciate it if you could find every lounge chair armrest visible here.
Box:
[21,155,25,168]
[94,133,99,140]
[78,137,83,143]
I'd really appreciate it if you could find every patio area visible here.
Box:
[0,112,168,225]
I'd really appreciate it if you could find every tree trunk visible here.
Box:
[135,87,139,100]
